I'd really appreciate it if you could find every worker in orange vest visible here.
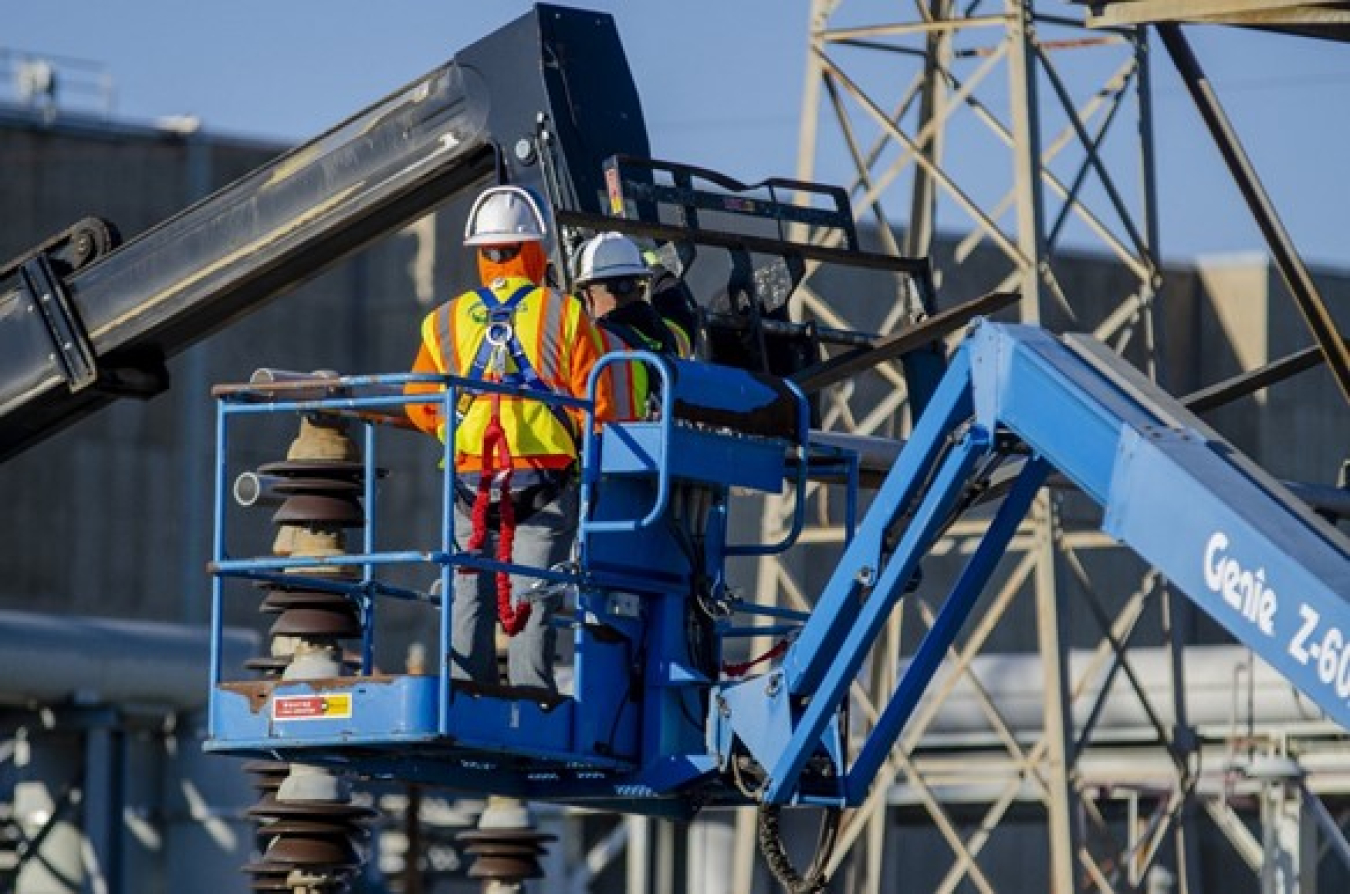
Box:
[574,232,692,421]
[406,185,614,694]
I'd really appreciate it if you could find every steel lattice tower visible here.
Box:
[735,1,1201,891]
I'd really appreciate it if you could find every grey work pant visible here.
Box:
[451,484,577,692]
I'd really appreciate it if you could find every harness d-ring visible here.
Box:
[485,320,513,347]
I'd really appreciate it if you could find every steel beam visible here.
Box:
[1156,22,1350,406]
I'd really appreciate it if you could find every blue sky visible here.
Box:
[6,1,1350,267]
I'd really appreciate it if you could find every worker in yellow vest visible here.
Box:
[574,232,692,420]
[406,185,614,694]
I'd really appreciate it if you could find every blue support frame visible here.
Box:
[712,321,1350,812]
[781,349,977,697]
[844,457,1049,801]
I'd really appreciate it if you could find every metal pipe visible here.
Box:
[232,471,287,508]
[898,645,1337,740]
[247,367,343,401]
[0,609,259,708]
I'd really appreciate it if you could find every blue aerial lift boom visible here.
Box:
[713,321,1350,806]
[203,318,1350,882]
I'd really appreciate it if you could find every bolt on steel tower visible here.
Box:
[737,1,1196,891]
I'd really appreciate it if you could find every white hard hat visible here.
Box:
[574,232,649,286]
[464,185,548,246]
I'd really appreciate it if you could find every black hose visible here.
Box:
[758,804,842,894]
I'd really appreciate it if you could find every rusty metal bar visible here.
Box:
[1181,341,1340,414]
[1156,22,1350,406]
[791,290,1018,393]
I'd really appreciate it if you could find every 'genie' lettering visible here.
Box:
[1203,532,1276,635]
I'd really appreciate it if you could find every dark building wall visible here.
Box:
[0,114,453,664]
[2,107,1347,677]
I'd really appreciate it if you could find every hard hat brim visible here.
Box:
[465,232,543,247]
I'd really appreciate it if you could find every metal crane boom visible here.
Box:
[0,4,649,461]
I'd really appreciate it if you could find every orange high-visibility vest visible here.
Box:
[597,326,649,422]
[597,316,692,422]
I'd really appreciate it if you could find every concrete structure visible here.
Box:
[0,610,259,893]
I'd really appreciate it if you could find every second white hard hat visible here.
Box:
[574,232,649,286]
[464,185,549,246]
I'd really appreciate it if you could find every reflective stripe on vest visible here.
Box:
[665,319,693,359]
[598,327,647,422]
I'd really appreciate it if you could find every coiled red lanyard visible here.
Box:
[458,332,531,636]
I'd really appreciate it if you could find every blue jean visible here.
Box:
[451,484,577,692]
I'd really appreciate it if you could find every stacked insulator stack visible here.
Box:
[243,413,366,681]
[243,759,289,884]
[237,401,377,892]
[244,764,376,893]
[456,798,556,892]
[244,760,291,817]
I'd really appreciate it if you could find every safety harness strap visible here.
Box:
[465,284,578,446]
[457,283,565,637]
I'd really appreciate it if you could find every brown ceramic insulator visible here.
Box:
[272,494,365,528]
[244,761,296,853]
[243,801,374,892]
[258,460,366,482]
[248,802,377,837]
[244,655,293,676]
[250,801,378,821]
[269,607,362,640]
[259,588,357,613]
[258,831,360,868]
[265,467,366,531]
[254,816,369,838]
[244,761,291,801]
[241,422,373,894]
[271,477,363,497]
[261,826,370,867]
[457,829,557,883]
[469,855,543,880]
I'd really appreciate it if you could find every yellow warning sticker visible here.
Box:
[273,693,353,721]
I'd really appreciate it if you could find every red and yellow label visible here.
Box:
[606,166,624,215]
[273,693,353,721]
